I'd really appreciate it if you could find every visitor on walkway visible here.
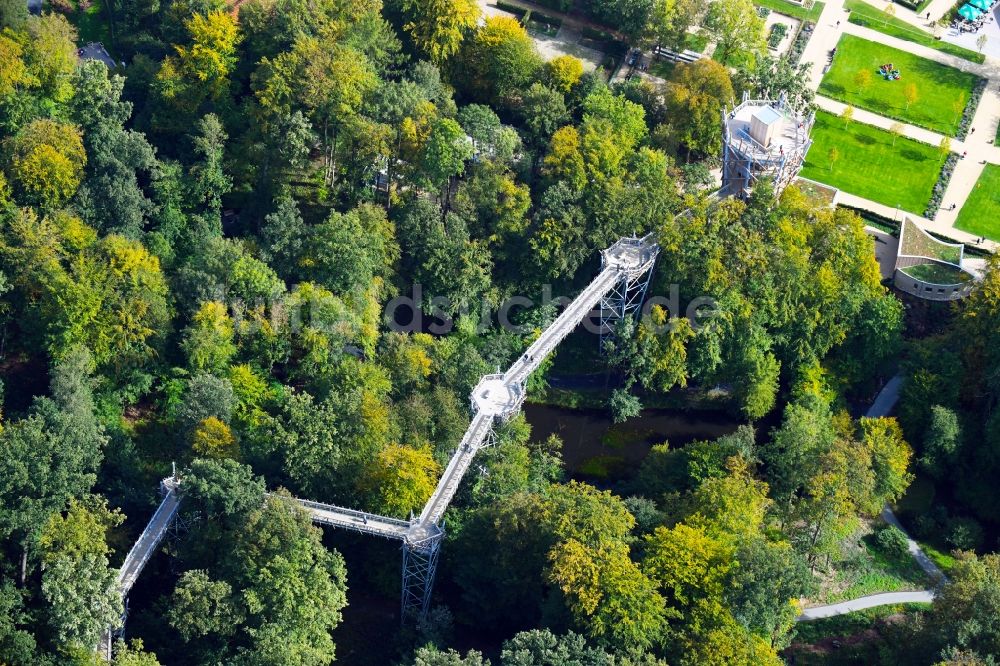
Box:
[972,127,976,134]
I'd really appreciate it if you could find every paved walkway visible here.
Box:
[815,95,947,146]
[797,590,936,620]
[882,506,948,581]
[799,7,1000,244]
[795,375,946,622]
[869,226,901,279]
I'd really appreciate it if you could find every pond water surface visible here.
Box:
[523,403,743,480]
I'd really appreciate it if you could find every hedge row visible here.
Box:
[956,78,987,141]
[924,152,960,219]
[788,22,814,65]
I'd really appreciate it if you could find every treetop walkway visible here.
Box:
[101,234,660,658]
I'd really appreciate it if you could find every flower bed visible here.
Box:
[924,152,960,220]
[956,79,987,141]
[768,22,789,48]
[788,21,814,65]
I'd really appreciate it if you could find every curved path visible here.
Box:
[796,374,944,622]
[797,591,936,621]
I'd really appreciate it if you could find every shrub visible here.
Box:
[767,23,788,49]
[947,516,984,550]
[875,524,911,560]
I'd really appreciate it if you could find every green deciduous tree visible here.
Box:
[548,539,667,650]
[857,416,913,507]
[182,301,237,375]
[359,443,441,517]
[70,60,158,238]
[925,552,1000,662]
[227,494,348,664]
[0,349,105,583]
[705,0,765,66]
[664,59,735,157]
[24,13,77,105]
[459,16,542,106]
[192,416,240,460]
[920,405,961,478]
[517,83,568,149]
[39,498,124,650]
[168,569,243,642]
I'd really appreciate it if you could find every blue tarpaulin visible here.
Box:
[970,0,990,12]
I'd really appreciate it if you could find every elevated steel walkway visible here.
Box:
[101,234,660,655]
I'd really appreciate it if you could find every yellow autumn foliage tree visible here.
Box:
[192,416,240,460]
[360,443,440,518]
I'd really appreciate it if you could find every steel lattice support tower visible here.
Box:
[599,240,659,351]
[721,91,813,200]
[400,534,443,621]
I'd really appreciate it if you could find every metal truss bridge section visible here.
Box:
[99,477,182,660]
[102,234,660,647]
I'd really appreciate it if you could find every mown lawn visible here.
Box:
[755,0,825,22]
[801,110,947,214]
[845,0,984,64]
[955,164,1000,241]
[819,34,981,136]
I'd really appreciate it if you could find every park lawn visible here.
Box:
[801,110,947,214]
[845,0,984,64]
[954,163,1000,241]
[819,33,982,136]
[755,0,825,22]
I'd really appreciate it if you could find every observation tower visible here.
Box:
[721,91,814,199]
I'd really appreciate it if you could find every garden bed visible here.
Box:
[924,152,959,219]
[899,262,971,284]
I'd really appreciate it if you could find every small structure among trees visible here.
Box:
[721,90,814,199]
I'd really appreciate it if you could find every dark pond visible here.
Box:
[523,403,744,481]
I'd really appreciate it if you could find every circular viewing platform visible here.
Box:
[471,374,524,418]
[601,234,660,279]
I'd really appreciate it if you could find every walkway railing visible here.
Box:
[103,234,662,638]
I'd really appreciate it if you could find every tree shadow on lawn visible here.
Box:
[851,132,877,146]
[899,148,933,163]
[907,56,980,89]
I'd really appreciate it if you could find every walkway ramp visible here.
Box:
[118,478,181,596]
[284,496,412,541]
